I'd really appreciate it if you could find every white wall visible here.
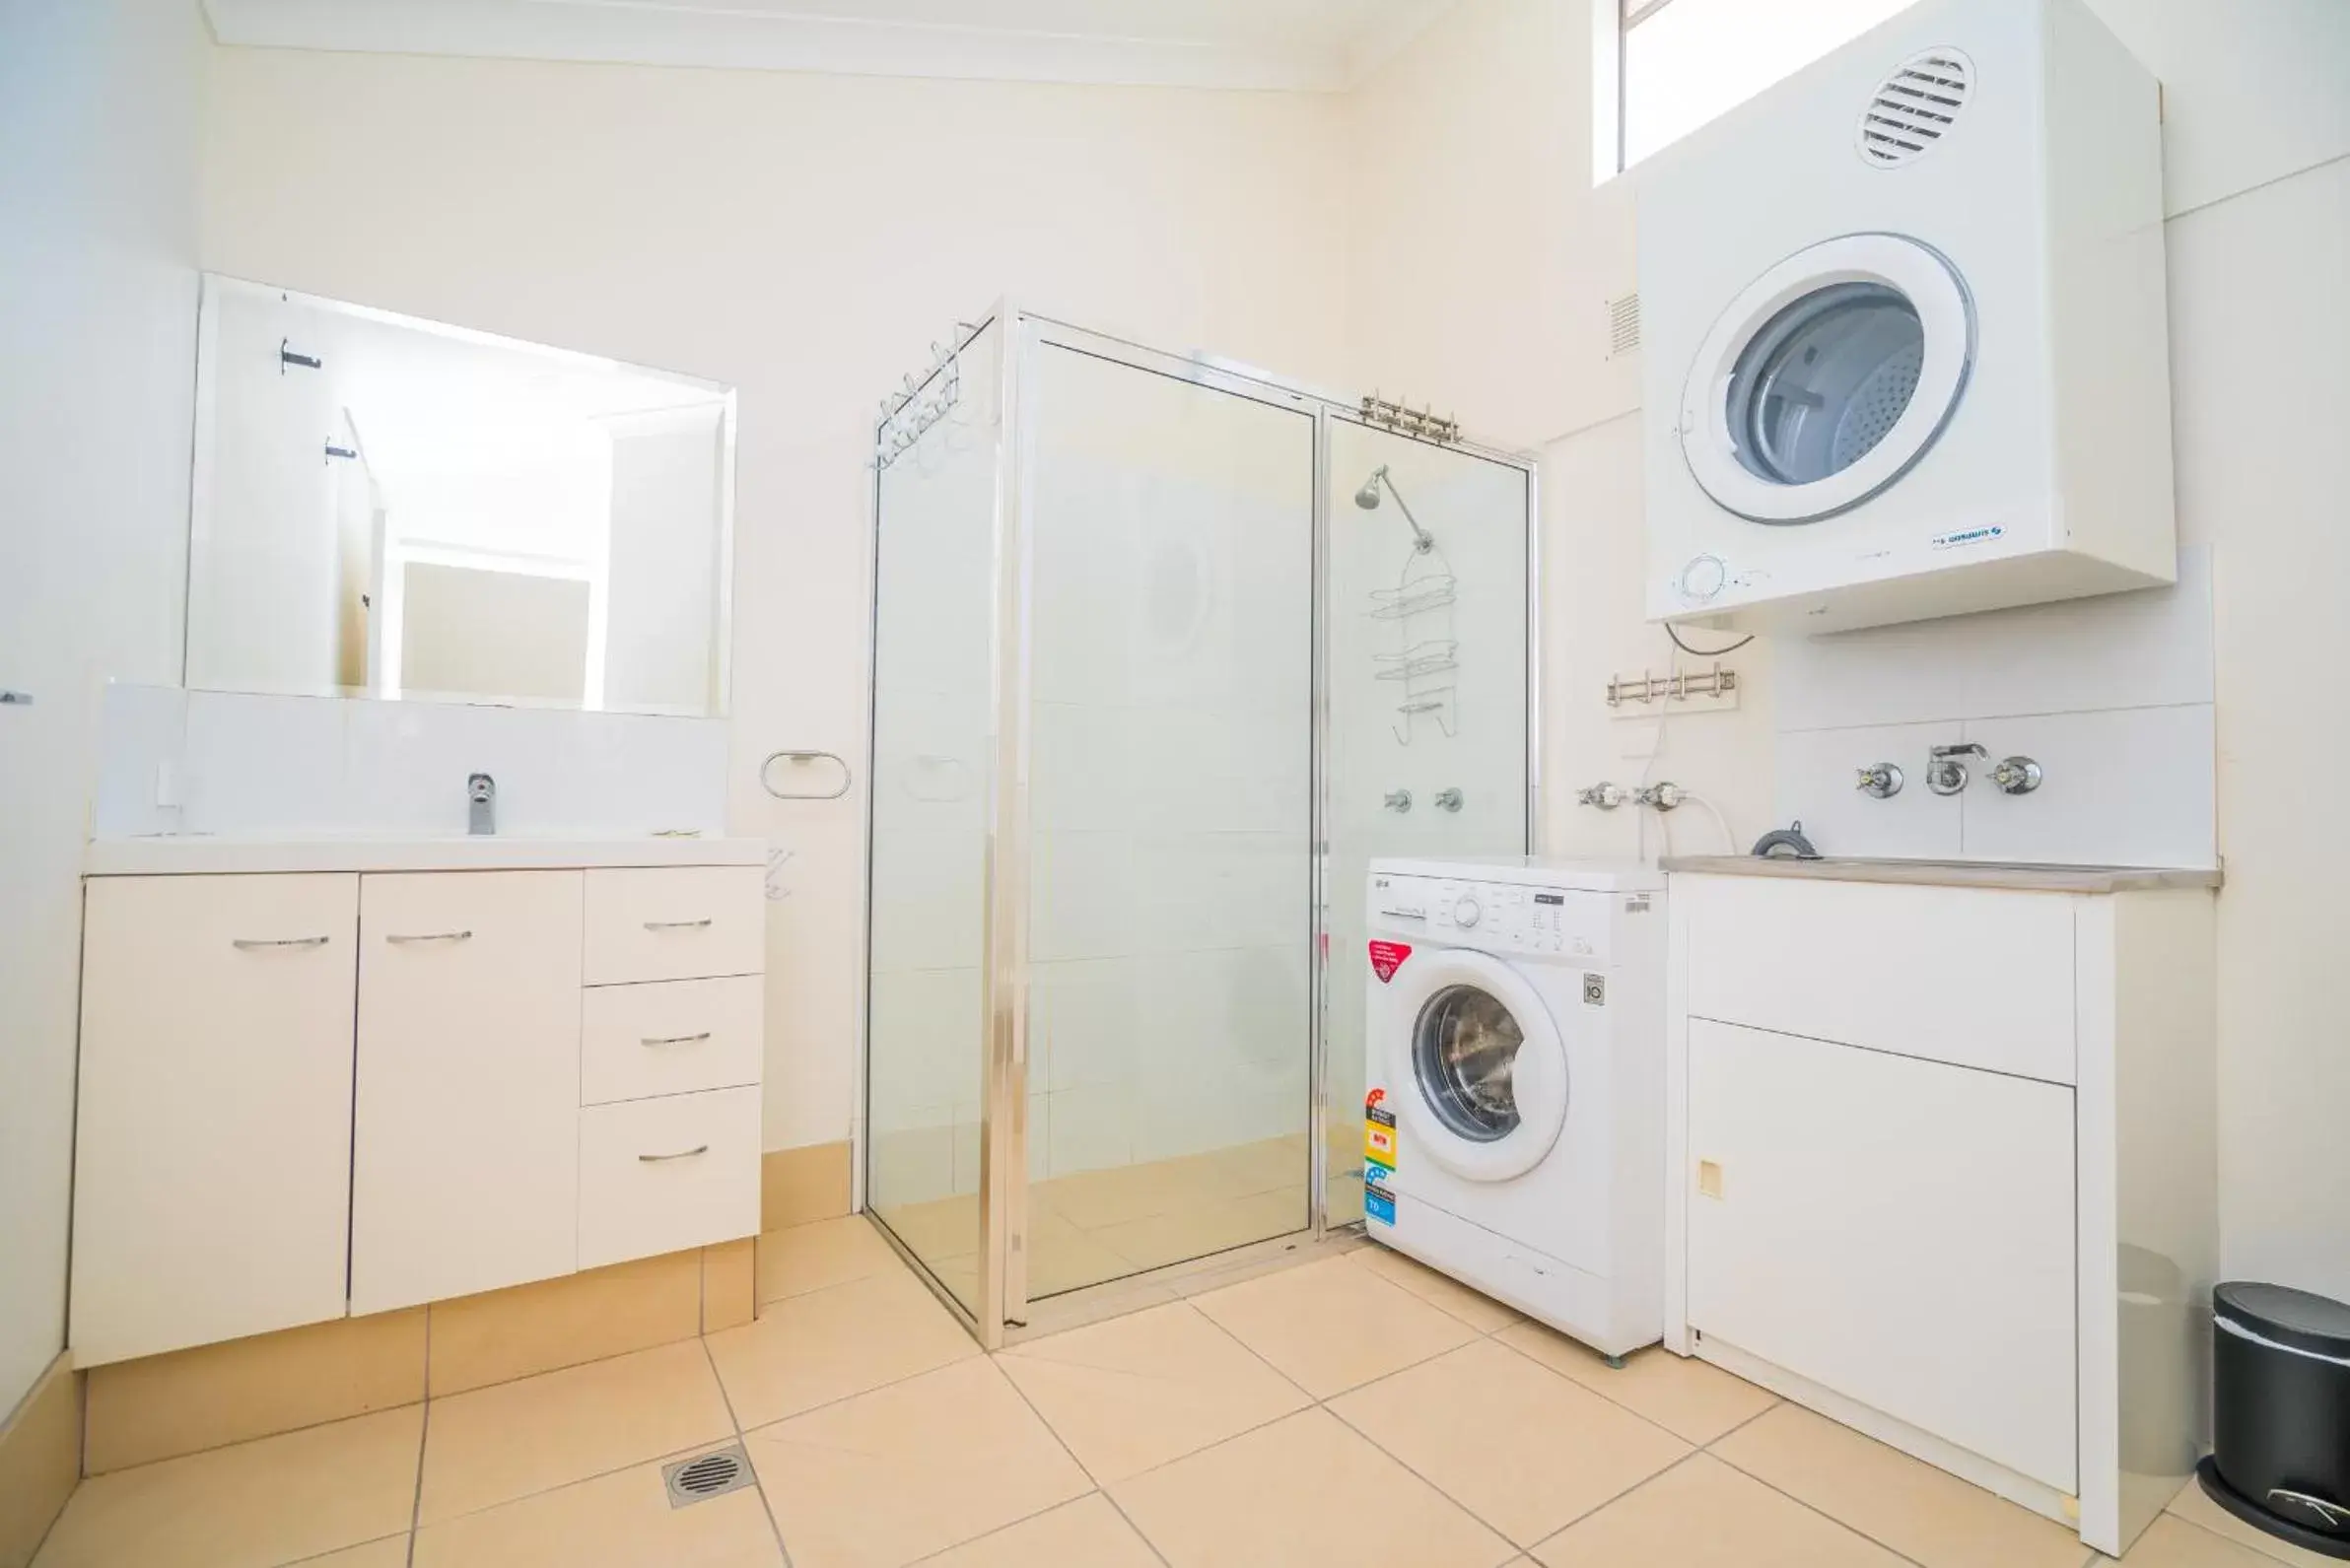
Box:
[199,47,1353,1155]
[0,0,208,1415]
[1346,0,2350,1301]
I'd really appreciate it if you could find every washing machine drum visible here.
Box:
[1681,233,1975,526]
[1389,949,1568,1184]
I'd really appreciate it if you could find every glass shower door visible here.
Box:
[1322,419,1531,1225]
[864,321,1002,1314]
[1016,333,1318,1300]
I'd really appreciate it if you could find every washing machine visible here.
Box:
[1362,857,1665,1357]
[1640,0,2175,635]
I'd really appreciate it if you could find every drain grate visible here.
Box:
[662,1444,755,1508]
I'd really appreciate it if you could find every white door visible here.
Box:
[351,870,583,1313]
[1678,233,1973,535]
[1687,1019,2077,1491]
[71,874,360,1364]
[1384,947,1567,1184]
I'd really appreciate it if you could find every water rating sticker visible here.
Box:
[1367,940,1413,983]
[1364,1088,1399,1169]
[1364,1165,1398,1226]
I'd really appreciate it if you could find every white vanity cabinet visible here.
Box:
[71,873,361,1366]
[350,871,586,1314]
[1664,863,2219,1557]
[70,839,768,1368]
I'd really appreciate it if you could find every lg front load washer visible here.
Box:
[1639,0,2176,634]
[1362,857,1665,1357]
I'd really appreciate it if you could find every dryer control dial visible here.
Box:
[1452,893,1483,929]
[1679,554,1729,603]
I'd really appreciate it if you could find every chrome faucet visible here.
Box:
[468,774,496,836]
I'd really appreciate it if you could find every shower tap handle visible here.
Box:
[1384,789,1413,813]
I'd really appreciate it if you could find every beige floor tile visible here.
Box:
[1191,1254,1478,1398]
[1083,1193,1303,1279]
[85,1308,426,1474]
[997,1301,1310,1481]
[411,1452,781,1567]
[1494,1324,1776,1445]
[914,1494,1160,1568]
[1034,1161,1221,1231]
[287,1538,413,1567]
[871,1193,981,1261]
[1109,1405,1513,1568]
[744,1357,1090,1568]
[756,1215,902,1304]
[708,1267,980,1428]
[426,1250,702,1398]
[417,1338,733,1525]
[1530,1453,1907,1567]
[33,1404,421,1568]
[2117,1517,2288,1567]
[1712,1403,2094,1568]
[1348,1244,1522,1332]
[1025,1209,1151,1299]
[1330,1339,1690,1546]
[2165,1475,2347,1567]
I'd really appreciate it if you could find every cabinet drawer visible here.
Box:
[579,1086,762,1269]
[582,976,762,1106]
[1681,874,2076,1083]
[72,873,359,1365]
[584,867,764,985]
[1688,1020,2077,1491]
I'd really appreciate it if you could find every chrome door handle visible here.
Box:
[641,1032,712,1048]
[232,935,331,949]
[643,919,713,931]
[638,1144,711,1162]
[385,930,472,943]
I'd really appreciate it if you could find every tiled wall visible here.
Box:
[93,683,730,841]
[1769,546,2216,867]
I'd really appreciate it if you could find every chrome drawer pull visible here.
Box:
[643,919,714,931]
[642,1032,713,1048]
[232,935,331,949]
[385,930,473,944]
[639,1144,711,1163]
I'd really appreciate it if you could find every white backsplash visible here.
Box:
[1769,546,2216,868]
[94,685,729,840]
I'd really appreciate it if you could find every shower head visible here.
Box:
[1355,465,1434,553]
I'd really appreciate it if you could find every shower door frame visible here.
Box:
[861,304,1542,1348]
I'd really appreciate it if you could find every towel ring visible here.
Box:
[761,750,853,801]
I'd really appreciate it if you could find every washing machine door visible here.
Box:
[1680,233,1974,526]
[1386,947,1567,1184]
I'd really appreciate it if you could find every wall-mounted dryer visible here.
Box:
[1639,0,2175,634]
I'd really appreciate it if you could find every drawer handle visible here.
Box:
[385,930,473,944]
[642,1032,713,1048]
[231,935,331,949]
[639,1144,711,1163]
[643,919,714,931]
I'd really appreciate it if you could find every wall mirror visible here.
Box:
[185,276,735,716]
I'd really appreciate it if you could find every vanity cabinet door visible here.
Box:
[351,870,584,1314]
[1687,1019,2078,1493]
[71,873,360,1366]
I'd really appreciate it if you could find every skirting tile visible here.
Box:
[761,1141,854,1232]
[0,1352,80,1568]
[84,1310,424,1476]
[702,1240,756,1332]
[427,1250,702,1398]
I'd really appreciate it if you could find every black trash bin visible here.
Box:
[2198,1281,2350,1559]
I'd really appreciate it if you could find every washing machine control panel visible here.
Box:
[1371,875,1618,961]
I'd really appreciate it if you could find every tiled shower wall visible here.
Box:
[1769,545,2216,867]
[92,682,730,840]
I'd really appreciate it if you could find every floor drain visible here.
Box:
[662,1445,754,1508]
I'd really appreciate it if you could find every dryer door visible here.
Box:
[1680,233,1973,527]
[1386,948,1567,1184]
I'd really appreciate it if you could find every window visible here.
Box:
[1593,0,1923,181]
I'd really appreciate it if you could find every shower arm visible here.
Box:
[1378,472,1437,555]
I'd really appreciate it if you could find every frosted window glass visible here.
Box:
[1623,0,1921,169]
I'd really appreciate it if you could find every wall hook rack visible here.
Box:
[1607,661,1739,708]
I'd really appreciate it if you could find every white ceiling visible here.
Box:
[200,0,1461,93]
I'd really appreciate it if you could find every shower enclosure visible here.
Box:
[863,308,1535,1345]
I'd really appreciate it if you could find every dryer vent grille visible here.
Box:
[1857,49,1972,168]
[1606,293,1641,359]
